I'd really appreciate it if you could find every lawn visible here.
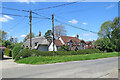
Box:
[15,52,119,65]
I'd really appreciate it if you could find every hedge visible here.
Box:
[15,49,33,61]
[12,43,24,59]
[77,49,101,54]
[5,48,12,57]
[15,49,101,61]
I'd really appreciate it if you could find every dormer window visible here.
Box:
[35,42,38,46]
[80,42,82,45]
[69,40,72,48]
[90,44,92,47]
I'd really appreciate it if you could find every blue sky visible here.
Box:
[1,2,118,42]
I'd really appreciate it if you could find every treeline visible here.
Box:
[95,17,120,52]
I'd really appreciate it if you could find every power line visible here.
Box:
[33,2,78,11]
[0,13,47,19]
[32,12,52,20]
[1,6,29,12]
[32,12,99,34]
[9,17,26,30]
[55,19,98,34]
[1,2,78,12]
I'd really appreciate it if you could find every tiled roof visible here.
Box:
[55,39,62,46]
[85,41,91,45]
[71,46,78,50]
[60,36,83,46]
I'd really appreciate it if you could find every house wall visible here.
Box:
[77,46,83,49]
[48,42,57,51]
[77,42,83,49]
[37,45,48,51]
[59,37,65,45]
[85,43,93,49]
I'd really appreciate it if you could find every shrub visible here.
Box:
[77,49,101,54]
[5,48,12,57]
[55,51,69,56]
[38,51,53,56]
[58,45,71,51]
[15,48,101,61]
[15,49,33,61]
[12,43,23,59]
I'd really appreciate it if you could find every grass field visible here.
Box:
[15,52,119,65]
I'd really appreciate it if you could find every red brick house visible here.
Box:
[49,35,86,51]
[85,40,95,49]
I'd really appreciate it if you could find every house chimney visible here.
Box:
[39,31,41,37]
[76,34,79,39]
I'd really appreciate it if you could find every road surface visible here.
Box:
[1,57,119,78]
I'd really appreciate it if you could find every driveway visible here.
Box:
[1,57,119,78]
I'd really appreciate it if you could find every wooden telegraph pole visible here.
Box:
[30,10,32,49]
[52,14,55,56]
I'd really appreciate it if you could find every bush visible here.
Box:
[32,50,53,56]
[58,45,71,51]
[5,48,12,57]
[12,43,23,59]
[15,48,101,61]
[77,49,101,54]
[15,49,33,61]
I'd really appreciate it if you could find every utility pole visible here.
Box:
[52,14,55,56]
[30,10,32,49]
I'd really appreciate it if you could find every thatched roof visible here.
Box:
[22,36,49,49]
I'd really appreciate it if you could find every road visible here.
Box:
[1,57,119,78]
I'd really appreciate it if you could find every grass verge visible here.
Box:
[15,52,119,65]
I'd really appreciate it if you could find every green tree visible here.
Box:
[9,36,14,43]
[44,30,52,40]
[98,21,113,39]
[58,45,70,51]
[96,17,120,52]
[2,40,11,48]
[23,33,35,42]
[0,30,7,41]
[111,17,120,51]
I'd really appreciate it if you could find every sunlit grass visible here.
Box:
[15,52,119,65]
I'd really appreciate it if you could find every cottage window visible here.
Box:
[69,40,72,48]
[35,42,38,46]
[90,44,92,47]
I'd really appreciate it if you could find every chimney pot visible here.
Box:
[76,34,79,39]
[39,31,41,37]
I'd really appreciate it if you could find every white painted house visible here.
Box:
[49,35,86,51]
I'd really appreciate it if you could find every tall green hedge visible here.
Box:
[12,43,23,59]
[15,49,101,61]
[5,48,12,57]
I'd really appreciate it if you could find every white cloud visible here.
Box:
[72,35,76,37]
[106,4,115,9]
[4,15,14,20]
[82,33,96,37]
[16,0,36,4]
[2,0,120,2]
[82,22,87,25]
[0,17,8,22]
[20,34,26,37]
[68,19,78,24]
[0,15,13,22]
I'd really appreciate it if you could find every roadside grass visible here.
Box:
[15,52,119,65]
